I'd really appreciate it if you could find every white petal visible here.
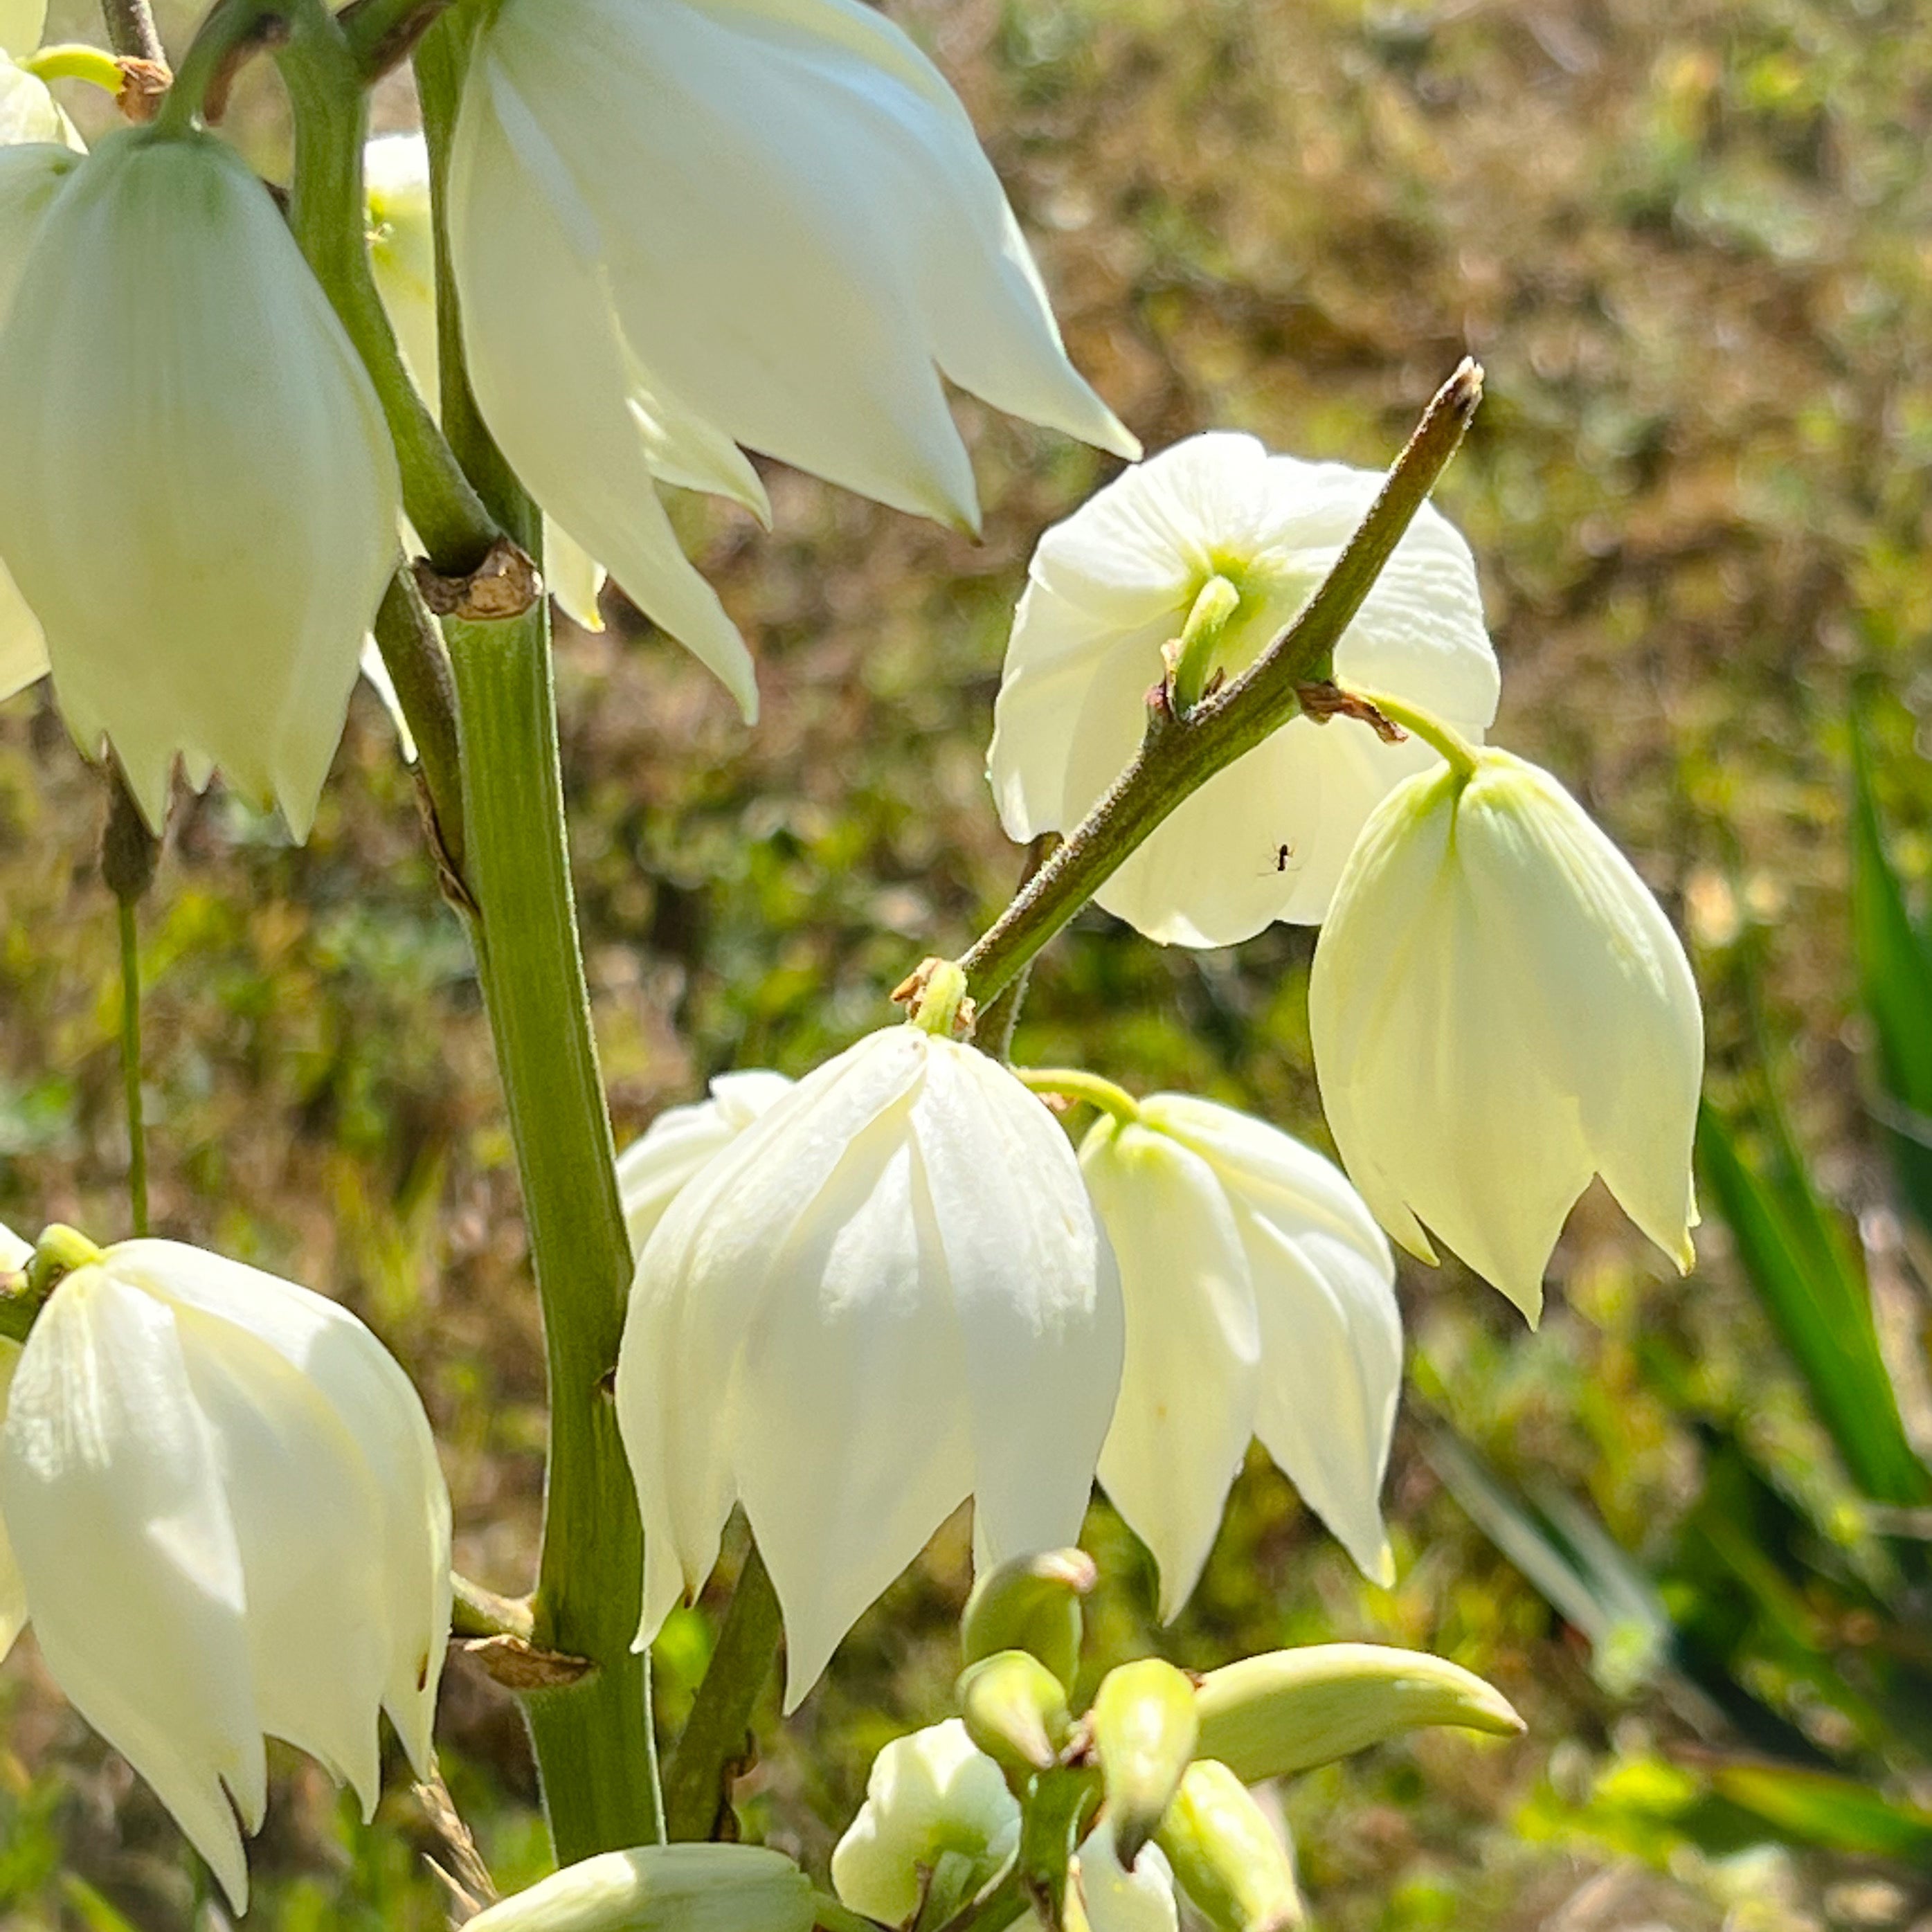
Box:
[546,521,608,632]
[0,132,398,838]
[363,132,440,405]
[0,1222,26,1269]
[1311,766,1595,1321]
[0,1337,28,1659]
[1457,757,1703,1270]
[448,70,757,719]
[613,1069,792,1258]
[0,62,73,148]
[1081,1119,1259,1619]
[1141,1096,1401,1582]
[621,1034,925,1644]
[107,1241,453,1773]
[914,1041,1122,1565]
[1,1270,259,1910]
[171,1316,391,1812]
[482,0,981,529]
[359,637,414,761]
[731,1128,973,1707]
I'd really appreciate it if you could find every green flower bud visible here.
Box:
[1193,1642,1523,1783]
[962,1546,1095,1693]
[1153,1761,1302,1932]
[1088,1659,1198,1866]
[959,1648,1074,1782]
[464,1844,815,1932]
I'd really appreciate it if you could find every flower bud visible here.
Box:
[831,1719,1021,1926]
[1309,745,1704,1321]
[959,1648,1074,1782]
[0,1234,450,1909]
[464,1843,814,1932]
[1089,1659,1198,1866]
[1192,1643,1522,1783]
[961,1546,1096,1692]
[0,126,401,837]
[1153,1762,1303,1932]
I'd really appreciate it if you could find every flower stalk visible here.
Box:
[957,361,1484,1011]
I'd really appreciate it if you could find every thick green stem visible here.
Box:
[662,1548,784,1841]
[413,15,663,1860]
[372,566,467,873]
[956,361,1483,1010]
[448,602,665,1859]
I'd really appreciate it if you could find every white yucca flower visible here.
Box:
[1080,1093,1400,1616]
[988,432,1499,946]
[0,0,80,147]
[446,0,1138,719]
[0,1227,451,1910]
[613,1069,791,1256]
[364,129,608,632]
[1310,741,1704,1322]
[617,1027,1123,1704]
[0,127,400,836]
[831,1719,1021,1924]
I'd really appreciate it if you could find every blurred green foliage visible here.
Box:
[7,0,1932,1925]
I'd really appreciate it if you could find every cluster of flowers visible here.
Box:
[0,0,1705,1910]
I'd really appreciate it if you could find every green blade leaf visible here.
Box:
[1697,1103,1931,1507]
[1850,716,1932,1233]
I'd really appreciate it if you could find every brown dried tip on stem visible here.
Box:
[100,766,159,903]
[457,1632,595,1692]
[203,13,289,123]
[413,538,543,622]
[1292,680,1406,742]
[114,57,170,121]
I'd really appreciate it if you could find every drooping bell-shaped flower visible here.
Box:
[363,129,608,632]
[1079,1092,1400,1616]
[614,1069,791,1256]
[830,1719,1021,1924]
[617,1026,1123,1705]
[988,432,1499,946]
[445,0,1139,719]
[0,1231,452,1911]
[1309,739,1704,1323]
[0,125,401,836]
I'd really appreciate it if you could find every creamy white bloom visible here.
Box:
[466,1844,815,1932]
[0,1236,451,1910]
[988,432,1499,946]
[446,0,1138,720]
[831,1719,1020,1924]
[618,1027,1123,1705]
[614,1069,791,1256]
[0,127,400,837]
[1310,745,1704,1323]
[1081,1094,1400,1616]
[364,131,608,633]
[1072,1817,1178,1932]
